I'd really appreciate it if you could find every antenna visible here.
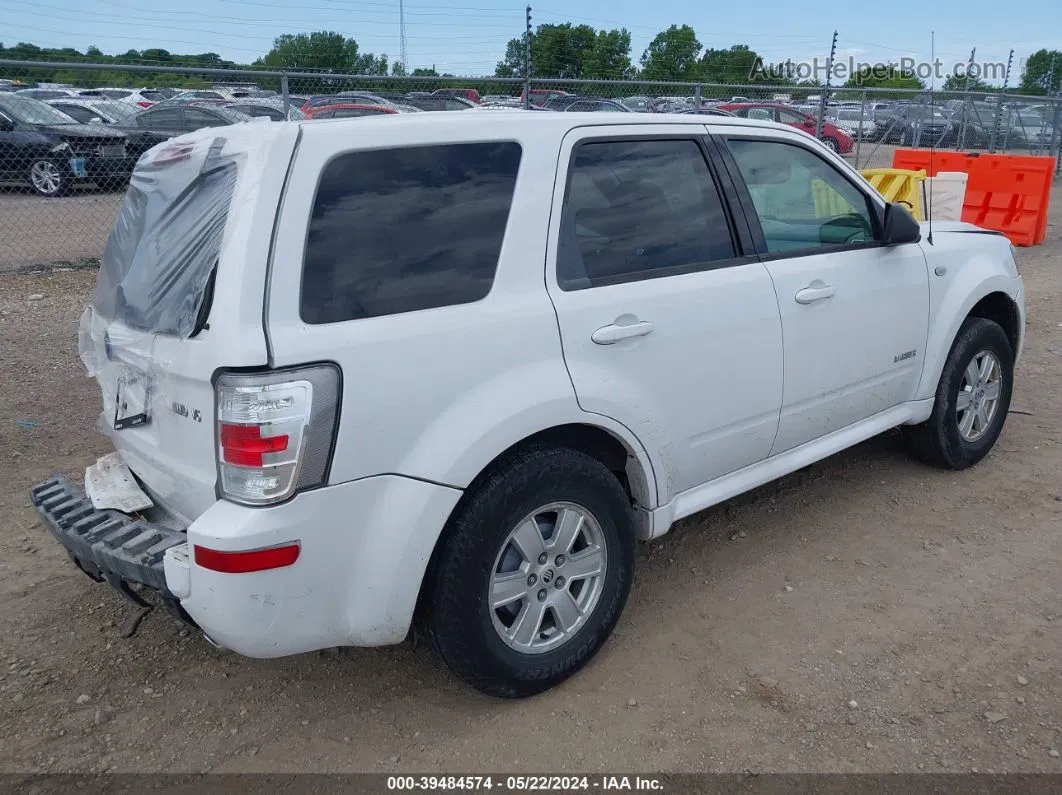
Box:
[399,0,408,73]
[927,30,935,245]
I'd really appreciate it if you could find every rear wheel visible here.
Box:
[902,317,1013,469]
[822,137,839,152]
[28,159,70,197]
[421,446,635,698]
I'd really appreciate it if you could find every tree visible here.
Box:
[391,61,405,76]
[257,31,386,74]
[843,65,924,90]
[700,44,762,84]
[1019,49,1062,95]
[412,67,438,77]
[582,28,635,79]
[640,25,701,82]
[494,23,632,79]
[942,73,990,92]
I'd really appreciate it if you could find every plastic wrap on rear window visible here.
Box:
[92,137,240,339]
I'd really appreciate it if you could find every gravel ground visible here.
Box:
[0,202,1060,775]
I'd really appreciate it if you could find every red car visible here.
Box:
[304,103,399,120]
[719,103,854,154]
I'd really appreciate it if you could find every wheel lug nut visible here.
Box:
[537,589,547,602]
[537,553,548,565]
[527,574,537,586]
[555,555,566,566]
[554,576,566,588]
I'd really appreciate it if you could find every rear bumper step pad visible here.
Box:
[31,475,187,601]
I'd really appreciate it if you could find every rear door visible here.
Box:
[83,124,299,524]
[545,125,783,501]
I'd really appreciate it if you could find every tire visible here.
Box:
[420,446,636,698]
[28,159,70,197]
[899,129,910,146]
[902,317,1013,470]
[822,137,839,152]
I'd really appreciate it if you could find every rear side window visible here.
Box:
[301,142,522,324]
[557,139,736,290]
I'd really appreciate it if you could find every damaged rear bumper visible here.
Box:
[30,475,190,616]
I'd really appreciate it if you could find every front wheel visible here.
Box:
[421,446,636,698]
[902,317,1014,469]
[28,159,70,197]
[822,137,839,152]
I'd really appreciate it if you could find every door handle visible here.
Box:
[591,320,654,345]
[794,283,836,304]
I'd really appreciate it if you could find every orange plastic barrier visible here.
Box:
[891,149,1056,246]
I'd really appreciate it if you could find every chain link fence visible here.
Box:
[1,59,1060,271]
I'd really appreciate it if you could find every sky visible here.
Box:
[2,0,1060,83]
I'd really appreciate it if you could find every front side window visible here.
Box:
[558,139,736,290]
[302,142,522,324]
[727,138,878,254]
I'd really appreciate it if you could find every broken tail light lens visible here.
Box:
[215,365,340,505]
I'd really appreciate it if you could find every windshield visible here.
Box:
[0,95,80,124]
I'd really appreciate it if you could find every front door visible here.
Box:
[545,126,784,502]
[718,130,930,454]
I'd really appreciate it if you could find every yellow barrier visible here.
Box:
[860,168,928,220]
[811,177,856,218]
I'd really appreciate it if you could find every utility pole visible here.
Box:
[399,0,408,75]
[816,30,838,140]
[958,47,975,148]
[523,5,532,109]
[990,48,1014,153]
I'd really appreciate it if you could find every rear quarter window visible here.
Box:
[301,141,522,324]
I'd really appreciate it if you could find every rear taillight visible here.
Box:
[137,100,152,108]
[215,365,340,505]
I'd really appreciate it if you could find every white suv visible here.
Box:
[34,112,1025,698]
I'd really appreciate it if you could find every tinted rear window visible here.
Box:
[301,142,522,324]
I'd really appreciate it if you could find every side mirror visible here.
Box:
[882,201,921,246]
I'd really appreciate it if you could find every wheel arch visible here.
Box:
[914,276,1023,404]
[412,420,657,631]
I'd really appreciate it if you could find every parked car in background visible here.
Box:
[114,103,254,157]
[619,96,653,112]
[76,88,170,108]
[826,107,877,140]
[481,94,515,104]
[720,102,854,153]
[520,88,570,107]
[544,96,631,113]
[0,94,132,196]
[16,88,77,100]
[432,87,481,104]
[678,107,738,117]
[881,104,950,145]
[399,95,475,112]
[170,90,232,102]
[225,98,306,121]
[301,93,393,112]
[1005,107,1050,150]
[46,98,139,125]
[304,103,401,120]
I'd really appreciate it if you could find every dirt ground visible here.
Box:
[1,204,1060,776]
